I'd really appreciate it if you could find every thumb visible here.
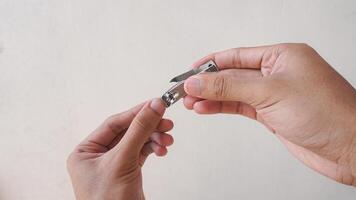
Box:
[115,98,165,156]
[184,71,273,106]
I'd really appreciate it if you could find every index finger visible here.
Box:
[80,102,146,150]
[192,45,276,70]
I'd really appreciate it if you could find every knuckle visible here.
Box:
[276,43,292,50]
[212,76,230,99]
[297,43,312,50]
[294,43,315,53]
[275,43,318,64]
[301,43,318,55]
[278,43,315,52]
[276,42,301,49]
[232,48,242,67]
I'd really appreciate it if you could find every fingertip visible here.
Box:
[163,134,174,146]
[184,96,204,110]
[150,132,174,146]
[156,147,167,157]
[191,55,214,68]
[151,142,167,156]
[184,77,201,96]
[150,98,166,115]
[168,135,174,146]
[183,96,194,110]
[157,119,174,132]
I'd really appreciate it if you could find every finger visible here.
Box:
[184,70,272,105]
[139,141,168,165]
[157,119,174,133]
[139,142,154,166]
[115,98,166,156]
[192,45,276,70]
[218,68,263,78]
[150,142,168,156]
[184,69,262,107]
[78,102,145,152]
[150,132,174,146]
[140,140,170,165]
[107,118,173,150]
[192,100,257,120]
[183,96,203,110]
[141,142,154,158]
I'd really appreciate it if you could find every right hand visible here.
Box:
[183,43,356,186]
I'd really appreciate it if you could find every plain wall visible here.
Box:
[0,0,356,199]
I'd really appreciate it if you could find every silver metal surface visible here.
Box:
[161,60,219,107]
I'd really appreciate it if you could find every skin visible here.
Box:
[67,99,174,200]
[67,43,356,200]
[183,43,356,186]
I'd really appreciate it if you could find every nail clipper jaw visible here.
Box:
[161,93,173,107]
[161,81,185,107]
[162,91,176,107]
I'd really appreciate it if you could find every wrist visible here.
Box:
[100,184,145,200]
[333,105,356,186]
[350,129,356,186]
[346,109,356,186]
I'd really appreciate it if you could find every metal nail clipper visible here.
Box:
[161,60,219,107]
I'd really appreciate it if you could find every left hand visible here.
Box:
[67,98,174,200]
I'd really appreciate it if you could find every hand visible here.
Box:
[67,99,174,200]
[183,43,356,186]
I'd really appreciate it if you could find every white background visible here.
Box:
[0,0,356,199]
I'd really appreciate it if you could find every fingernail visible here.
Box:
[150,98,165,115]
[184,77,201,95]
